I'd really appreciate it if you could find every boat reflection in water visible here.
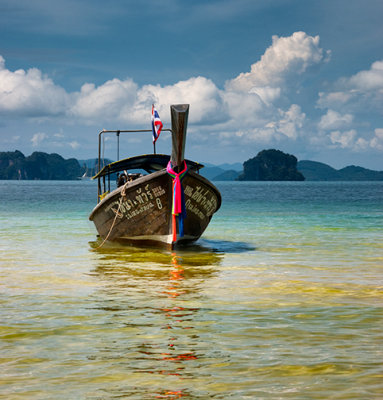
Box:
[88,243,223,398]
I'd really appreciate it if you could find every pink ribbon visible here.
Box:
[166,161,188,215]
[167,160,188,239]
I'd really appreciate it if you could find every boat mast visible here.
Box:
[170,104,189,172]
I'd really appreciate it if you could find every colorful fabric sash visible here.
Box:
[166,160,188,240]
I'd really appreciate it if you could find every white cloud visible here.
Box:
[370,128,383,150]
[248,86,281,104]
[225,32,327,101]
[71,78,138,122]
[318,109,353,131]
[30,131,82,151]
[326,127,383,151]
[2,32,383,161]
[218,103,305,144]
[348,60,383,91]
[31,132,48,147]
[316,61,383,155]
[329,129,357,148]
[0,56,69,116]
[222,90,267,127]
[0,33,324,139]
[374,128,383,139]
[232,127,275,143]
[69,141,80,149]
[317,60,383,111]
[276,104,306,140]
[317,91,351,109]
[68,75,225,126]
[137,77,224,125]
[0,32,322,156]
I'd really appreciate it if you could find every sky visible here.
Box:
[1,0,383,169]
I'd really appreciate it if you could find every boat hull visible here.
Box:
[89,169,221,248]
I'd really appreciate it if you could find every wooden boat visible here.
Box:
[89,104,221,248]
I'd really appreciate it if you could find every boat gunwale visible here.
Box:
[89,168,222,221]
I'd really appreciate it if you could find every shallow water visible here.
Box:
[1,180,382,399]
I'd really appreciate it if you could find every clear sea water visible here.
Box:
[0,180,382,399]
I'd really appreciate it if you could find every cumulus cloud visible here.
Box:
[0,32,326,140]
[276,104,306,140]
[67,75,226,126]
[369,128,383,151]
[348,60,383,91]
[317,91,351,109]
[222,90,267,127]
[318,60,383,112]
[318,109,353,131]
[353,130,383,151]
[135,77,224,125]
[367,128,383,151]
[0,55,69,116]
[329,129,357,149]
[319,125,383,152]
[71,78,138,122]
[221,103,306,145]
[225,32,328,103]
[316,61,383,154]
[5,32,383,160]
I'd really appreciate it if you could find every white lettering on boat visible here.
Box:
[105,184,165,218]
[124,202,154,220]
[152,185,165,197]
[185,199,205,220]
[184,185,217,217]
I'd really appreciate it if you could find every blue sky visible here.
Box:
[1,0,383,169]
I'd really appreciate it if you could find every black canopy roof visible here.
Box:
[93,154,203,179]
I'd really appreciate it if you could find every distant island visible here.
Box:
[0,150,84,180]
[237,149,304,181]
[0,149,382,181]
[296,160,383,181]
[202,150,383,181]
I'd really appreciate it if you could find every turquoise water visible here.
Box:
[1,180,382,399]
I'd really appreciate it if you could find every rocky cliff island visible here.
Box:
[237,149,305,181]
[0,150,84,180]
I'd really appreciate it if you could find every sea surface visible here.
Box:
[0,180,382,399]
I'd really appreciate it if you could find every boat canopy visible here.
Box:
[93,154,204,180]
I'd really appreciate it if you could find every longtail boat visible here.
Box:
[89,104,221,248]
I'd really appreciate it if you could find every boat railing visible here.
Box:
[96,128,172,202]
[97,129,172,173]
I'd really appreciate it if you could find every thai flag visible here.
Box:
[151,105,163,143]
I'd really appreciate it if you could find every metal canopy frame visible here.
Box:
[97,128,172,174]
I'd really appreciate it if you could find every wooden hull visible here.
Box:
[89,169,221,248]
